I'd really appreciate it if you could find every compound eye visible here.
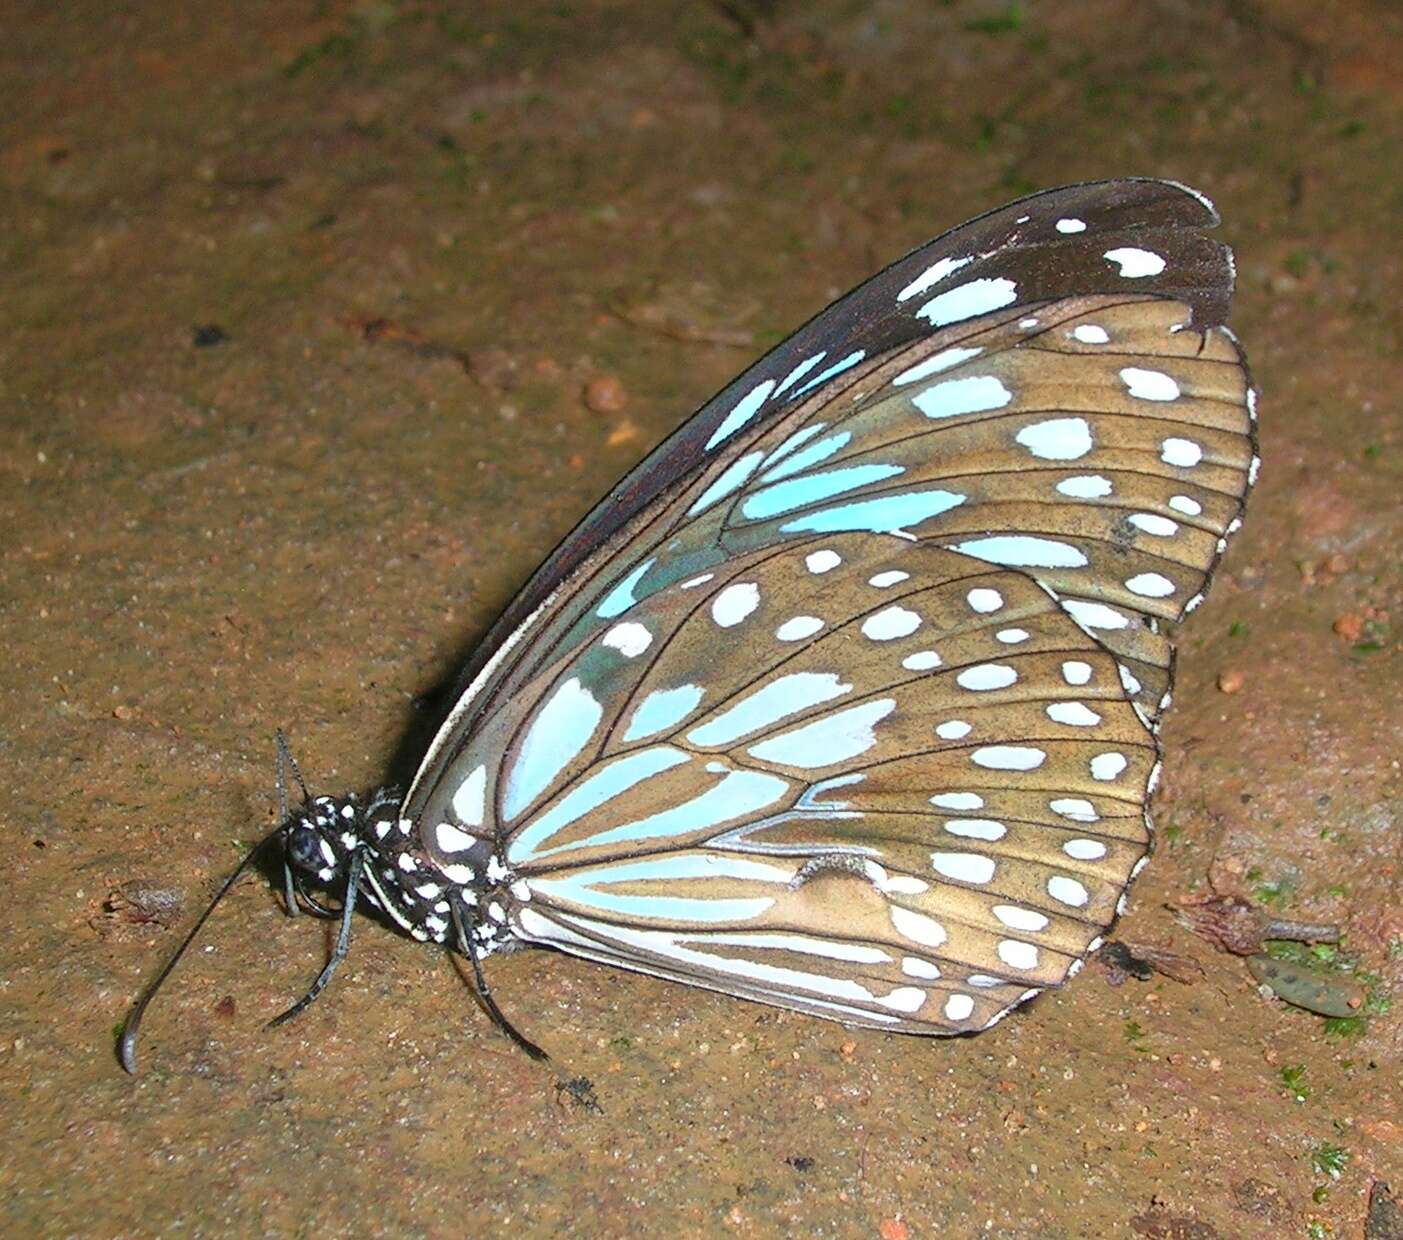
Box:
[286,825,323,871]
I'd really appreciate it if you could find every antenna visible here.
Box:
[118,834,275,1074]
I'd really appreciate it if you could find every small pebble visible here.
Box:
[878,1220,909,1240]
[192,324,228,348]
[1217,669,1245,694]
[1333,613,1364,641]
[605,419,640,447]
[584,375,628,414]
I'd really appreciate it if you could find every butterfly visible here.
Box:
[122,178,1257,1069]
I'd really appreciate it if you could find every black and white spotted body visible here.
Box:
[283,792,523,956]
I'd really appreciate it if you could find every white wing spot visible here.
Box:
[936,720,972,740]
[896,254,973,303]
[903,956,942,980]
[881,874,930,896]
[951,535,1088,568]
[774,351,827,396]
[602,621,653,657]
[712,582,760,627]
[1055,217,1087,233]
[1048,876,1090,907]
[890,905,947,947]
[688,672,852,747]
[972,746,1045,771]
[436,821,477,854]
[997,939,1041,970]
[892,346,983,386]
[1167,493,1202,517]
[451,763,488,827]
[1064,838,1108,860]
[1046,702,1102,727]
[1125,572,1175,598]
[912,375,1013,420]
[1050,797,1098,822]
[902,651,941,671]
[775,615,824,642]
[966,587,1003,613]
[914,277,1018,327]
[1071,323,1109,344]
[680,573,714,589]
[931,852,996,884]
[1016,416,1093,461]
[746,698,895,768]
[1063,599,1129,631]
[945,993,975,1021]
[878,986,928,1013]
[862,605,921,641]
[1128,513,1178,536]
[1120,367,1181,401]
[869,570,910,588]
[622,685,706,742]
[995,628,1029,644]
[993,905,1050,932]
[1090,751,1128,781]
[706,379,775,449]
[942,818,1005,841]
[931,792,984,810]
[956,664,1017,691]
[805,549,841,574]
[1160,437,1203,467]
[1104,246,1166,278]
[1057,474,1113,498]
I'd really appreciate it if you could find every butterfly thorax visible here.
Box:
[282,792,519,954]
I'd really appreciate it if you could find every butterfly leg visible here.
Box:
[449,894,550,1062]
[281,858,299,918]
[284,867,342,919]
[268,847,366,1027]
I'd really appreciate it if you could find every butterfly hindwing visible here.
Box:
[425,532,1157,1032]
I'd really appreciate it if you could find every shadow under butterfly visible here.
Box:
[122,178,1259,1071]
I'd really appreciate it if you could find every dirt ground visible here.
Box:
[3,2,1401,1237]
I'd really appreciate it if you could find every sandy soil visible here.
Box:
[2,2,1401,1236]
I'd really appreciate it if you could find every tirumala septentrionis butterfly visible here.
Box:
[122,178,1257,1070]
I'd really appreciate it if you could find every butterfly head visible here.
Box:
[282,790,401,891]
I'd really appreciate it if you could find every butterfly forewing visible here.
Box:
[405,179,1249,813]
[404,179,1257,1035]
